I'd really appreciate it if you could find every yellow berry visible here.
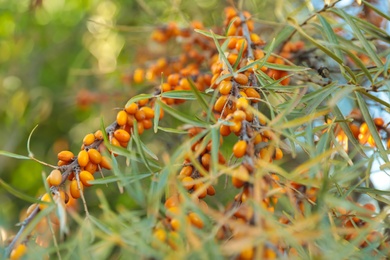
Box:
[114,129,131,143]
[116,110,128,126]
[70,179,83,199]
[79,170,94,187]
[10,244,27,260]
[77,150,89,167]
[83,133,95,146]
[39,193,52,210]
[88,148,102,164]
[48,169,62,187]
[233,140,247,158]
[57,150,74,162]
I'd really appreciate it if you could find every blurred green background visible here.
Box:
[0,0,234,235]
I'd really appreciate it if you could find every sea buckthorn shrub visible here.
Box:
[1,1,390,259]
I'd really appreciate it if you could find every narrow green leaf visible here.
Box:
[210,30,234,74]
[188,78,213,122]
[88,173,152,185]
[362,0,390,21]
[153,99,160,133]
[0,151,30,160]
[161,90,196,100]
[157,100,208,127]
[357,89,390,109]
[157,126,188,134]
[139,138,159,161]
[125,93,154,108]
[194,29,226,39]
[132,120,153,172]
[355,92,389,162]
[0,179,41,204]
[210,126,219,176]
[335,45,373,83]
[266,25,295,49]
[287,17,357,83]
[317,14,343,61]
[331,9,382,67]
[27,124,39,157]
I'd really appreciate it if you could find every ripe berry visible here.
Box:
[116,110,128,126]
[83,133,95,146]
[79,170,94,187]
[94,130,104,140]
[125,103,138,115]
[10,244,27,260]
[182,176,194,190]
[233,140,247,158]
[114,129,131,143]
[57,151,74,162]
[70,179,83,199]
[188,212,204,228]
[48,169,62,186]
[179,165,193,177]
[153,228,167,242]
[373,117,384,127]
[219,80,232,95]
[39,193,52,210]
[236,97,249,110]
[99,156,112,170]
[214,95,228,112]
[77,150,89,167]
[88,148,102,164]
[234,73,249,85]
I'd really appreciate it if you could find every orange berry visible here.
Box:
[188,212,204,228]
[226,24,237,36]
[233,140,247,158]
[153,228,166,242]
[373,117,384,127]
[116,110,128,126]
[125,103,138,115]
[143,119,153,129]
[79,170,94,187]
[10,244,27,260]
[227,37,238,49]
[114,129,131,143]
[83,133,95,146]
[48,169,62,187]
[201,153,211,169]
[140,106,155,119]
[84,161,97,174]
[274,148,283,160]
[229,120,242,133]
[234,73,248,85]
[182,176,194,190]
[349,124,360,139]
[245,88,260,102]
[77,150,89,167]
[194,182,207,199]
[214,95,228,113]
[165,195,180,209]
[227,53,238,65]
[236,97,249,110]
[359,122,369,135]
[219,80,232,95]
[99,156,112,170]
[133,68,144,83]
[233,110,246,121]
[239,247,254,260]
[232,165,249,188]
[167,73,180,86]
[57,151,74,162]
[179,165,193,177]
[135,110,146,121]
[94,130,104,140]
[207,185,216,196]
[220,124,231,136]
[235,38,247,52]
[39,193,52,210]
[88,148,102,164]
[138,98,149,107]
[70,179,83,199]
